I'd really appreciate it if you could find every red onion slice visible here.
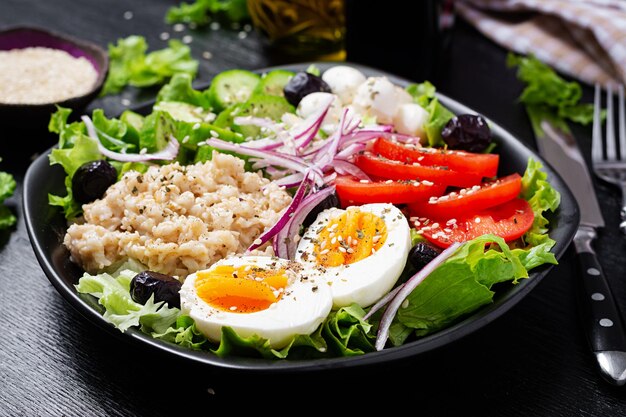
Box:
[278,185,336,259]
[82,115,180,162]
[247,171,314,253]
[205,138,311,174]
[332,159,371,180]
[374,242,462,351]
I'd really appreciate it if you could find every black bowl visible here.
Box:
[0,26,109,156]
[22,62,580,374]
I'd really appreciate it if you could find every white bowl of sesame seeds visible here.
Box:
[0,26,108,151]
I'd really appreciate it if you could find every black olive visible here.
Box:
[71,160,117,204]
[408,242,442,271]
[283,71,332,107]
[441,114,492,153]
[130,270,182,309]
[302,189,340,228]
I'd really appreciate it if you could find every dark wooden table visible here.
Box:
[2,0,626,414]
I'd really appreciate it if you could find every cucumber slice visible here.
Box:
[253,69,295,97]
[214,94,295,139]
[208,69,261,112]
[153,101,215,124]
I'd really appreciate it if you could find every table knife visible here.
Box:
[535,119,626,386]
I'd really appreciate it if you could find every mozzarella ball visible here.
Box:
[295,203,411,309]
[296,92,343,134]
[352,76,412,125]
[393,102,430,138]
[180,255,332,349]
[322,65,367,105]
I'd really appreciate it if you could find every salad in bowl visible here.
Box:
[35,62,563,363]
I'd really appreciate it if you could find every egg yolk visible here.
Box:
[314,208,388,267]
[195,265,288,313]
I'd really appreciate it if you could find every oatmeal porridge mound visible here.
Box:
[63,152,292,278]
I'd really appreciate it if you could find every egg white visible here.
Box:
[295,203,411,309]
[179,255,333,349]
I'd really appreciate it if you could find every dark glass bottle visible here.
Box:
[344,0,455,83]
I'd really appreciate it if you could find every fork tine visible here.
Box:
[593,83,604,163]
[618,84,626,161]
[606,84,617,161]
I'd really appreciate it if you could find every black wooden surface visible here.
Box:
[2,0,626,414]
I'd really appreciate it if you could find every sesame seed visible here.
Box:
[173,23,185,32]
[373,235,381,242]
[446,218,457,225]
[401,299,410,308]
[229,306,237,311]
[339,247,347,253]
[121,98,131,106]
[192,123,201,130]
[431,223,439,228]
[123,11,134,20]
[210,22,220,30]
[253,238,262,245]
[182,35,193,44]
[337,236,343,242]
[160,32,170,40]
[359,179,369,183]
[475,218,481,223]
[210,130,219,137]
[371,248,376,254]
[331,237,337,244]
[320,249,330,255]
[413,221,421,227]
[347,236,352,245]
[347,248,354,254]
[202,51,213,60]
[238,31,248,39]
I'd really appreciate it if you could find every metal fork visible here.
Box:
[592,83,626,234]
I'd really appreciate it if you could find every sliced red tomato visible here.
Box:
[354,152,483,188]
[407,173,522,220]
[372,137,499,178]
[412,197,535,248]
[334,175,447,206]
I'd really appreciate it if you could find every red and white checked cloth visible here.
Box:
[454,0,626,87]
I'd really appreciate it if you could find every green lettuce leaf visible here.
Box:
[393,234,527,343]
[0,170,16,230]
[75,261,180,334]
[507,53,597,137]
[101,36,198,96]
[512,158,561,270]
[156,73,213,109]
[405,81,455,146]
[166,0,249,26]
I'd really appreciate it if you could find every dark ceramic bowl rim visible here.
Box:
[23,61,580,374]
[0,25,109,108]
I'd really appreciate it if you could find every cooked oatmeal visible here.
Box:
[63,152,292,278]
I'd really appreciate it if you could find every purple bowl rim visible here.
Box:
[0,25,109,109]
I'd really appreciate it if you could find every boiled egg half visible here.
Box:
[180,255,332,349]
[295,203,411,309]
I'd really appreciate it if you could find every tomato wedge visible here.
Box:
[354,152,483,188]
[334,175,447,206]
[407,173,522,220]
[372,137,499,178]
[412,197,535,248]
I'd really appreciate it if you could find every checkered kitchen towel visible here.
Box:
[455,0,626,87]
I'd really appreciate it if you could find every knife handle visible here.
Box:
[573,228,626,353]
